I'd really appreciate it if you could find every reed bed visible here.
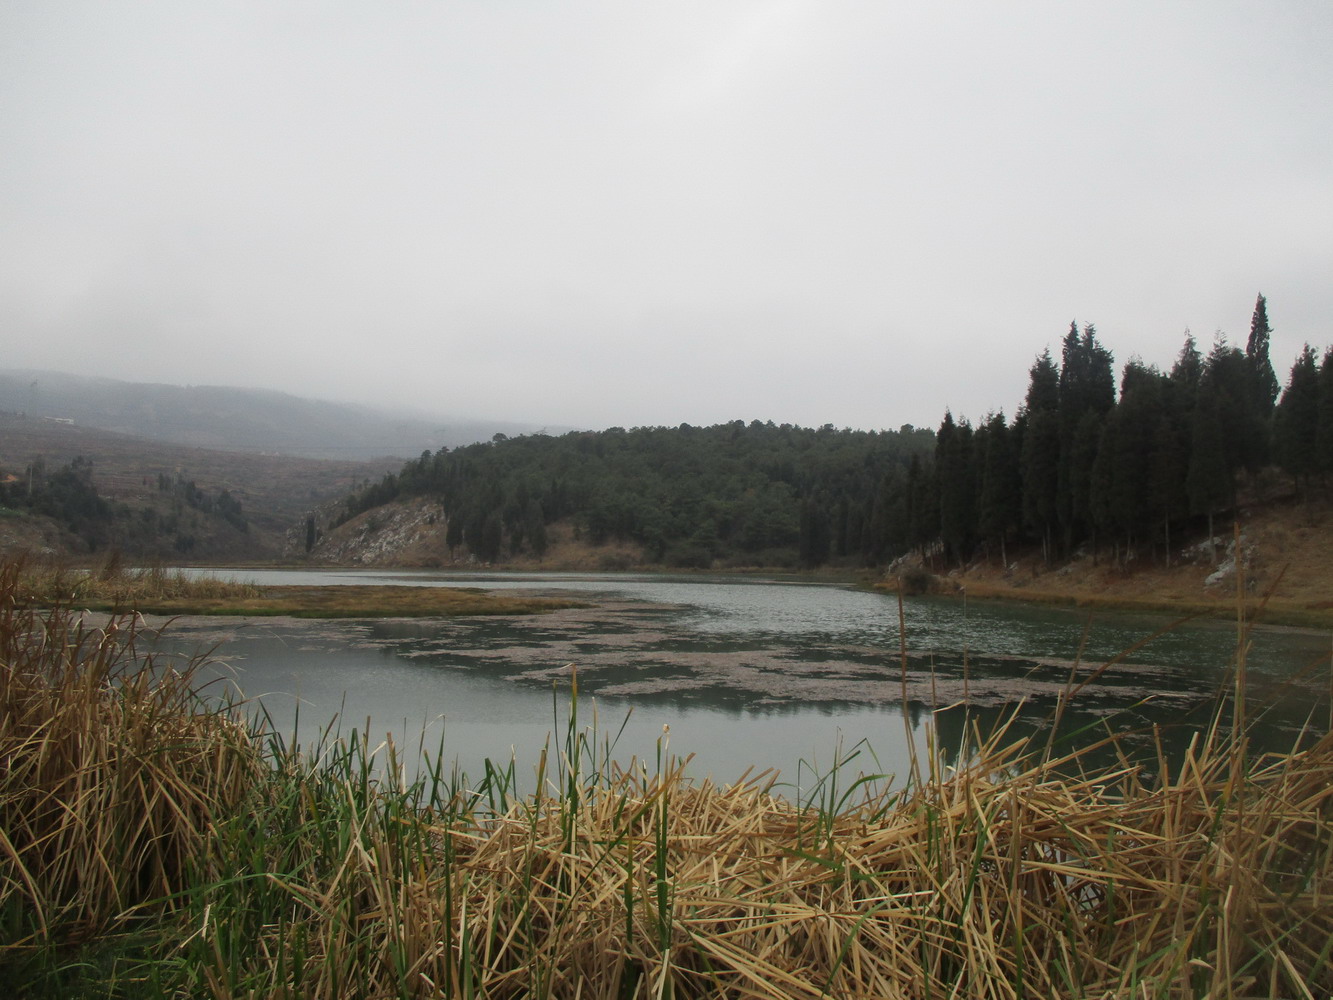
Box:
[14,552,263,607]
[2,559,1332,998]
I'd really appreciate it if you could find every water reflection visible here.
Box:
[170,569,1330,787]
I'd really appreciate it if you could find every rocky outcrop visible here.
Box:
[310,497,451,566]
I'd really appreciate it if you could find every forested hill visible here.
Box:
[335,422,936,568]
[336,294,1332,573]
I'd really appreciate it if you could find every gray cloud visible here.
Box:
[3,2,1330,432]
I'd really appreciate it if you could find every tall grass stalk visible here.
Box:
[3,556,1332,997]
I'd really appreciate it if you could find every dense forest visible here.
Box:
[337,422,937,568]
[342,294,1331,571]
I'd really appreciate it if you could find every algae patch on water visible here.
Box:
[101,583,587,618]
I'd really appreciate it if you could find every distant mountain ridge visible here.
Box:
[0,370,557,460]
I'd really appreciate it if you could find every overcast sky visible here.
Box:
[3,2,1330,433]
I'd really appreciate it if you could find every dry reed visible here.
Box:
[2,556,1331,998]
[13,552,263,607]
[0,559,261,983]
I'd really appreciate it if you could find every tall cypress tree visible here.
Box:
[1021,350,1061,562]
[1318,347,1333,479]
[1155,345,1197,564]
[1150,410,1189,564]
[1187,373,1232,556]
[1056,324,1114,554]
[1272,344,1321,495]
[1169,331,1203,394]
[1206,339,1268,480]
[1106,363,1165,554]
[907,454,939,561]
[937,412,976,566]
[977,411,1021,565]
[1245,293,1280,418]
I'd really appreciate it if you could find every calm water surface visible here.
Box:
[165,569,1332,791]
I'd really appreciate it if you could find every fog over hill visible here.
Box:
[0,370,564,461]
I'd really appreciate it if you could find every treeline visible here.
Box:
[916,294,1333,568]
[338,422,936,568]
[341,294,1329,570]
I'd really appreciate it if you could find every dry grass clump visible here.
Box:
[172,721,1333,999]
[0,560,262,969]
[2,554,1331,997]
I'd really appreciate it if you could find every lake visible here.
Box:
[161,568,1331,795]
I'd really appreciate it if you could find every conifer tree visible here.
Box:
[1069,410,1103,552]
[977,412,1021,565]
[1150,356,1194,565]
[1187,374,1232,558]
[1056,324,1114,554]
[1169,332,1203,393]
[1246,293,1280,417]
[1150,410,1189,564]
[1106,364,1165,554]
[1020,350,1061,562]
[937,412,976,566]
[1273,344,1321,495]
[1319,347,1333,479]
[907,454,939,561]
[1206,339,1268,480]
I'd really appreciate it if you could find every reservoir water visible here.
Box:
[163,569,1331,794]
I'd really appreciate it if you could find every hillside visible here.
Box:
[325,421,938,570]
[0,412,393,560]
[929,494,1333,628]
[0,369,560,460]
[310,489,1333,630]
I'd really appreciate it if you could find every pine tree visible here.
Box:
[1020,350,1060,562]
[1107,364,1165,555]
[1169,331,1203,393]
[907,455,939,561]
[1206,339,1268,480]
[1056,324,1114,554]
[1149,411,1189,565]
[1153,361,1194,565]
[1318,347,1333,479]
[1187,374,1232,559]
[1068,411,1103,553]
[977,412,1021,565]
[1272,344,1321,495]
[937,412,976,566]
[1245,293,1280,417]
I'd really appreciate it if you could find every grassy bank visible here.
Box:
[878,519,1333,630]
[12,558,583,618]
[875,574,1333,629]
[3,563,1332,998]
